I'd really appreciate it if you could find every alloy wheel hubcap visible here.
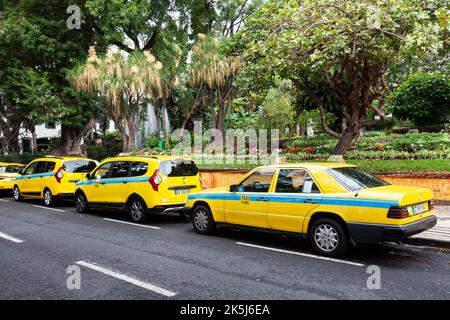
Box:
[14,188,19,200]
[131,201,143,220]
[194,210,208,231]
[44,191,51,205]
[314,224,339,252]
[76,196,85,210]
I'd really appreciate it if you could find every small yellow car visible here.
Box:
[75,156,202,222]
[185,163,437,256]
[0,162,25,193]
[13,156,98,207]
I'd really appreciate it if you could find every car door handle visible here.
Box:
[100,182,106,185]
[304,199,318,204]
[122,181,128,184]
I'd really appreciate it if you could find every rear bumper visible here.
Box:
[347,215,437,244]
[55,193,75,200]
[149,204,186,214]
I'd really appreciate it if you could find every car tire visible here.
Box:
[75,192,90,213]
[43,188,55,207]
[13,186,23,201]
[309,218,349,257]
[192,205,216,234]
[128,197,148,223]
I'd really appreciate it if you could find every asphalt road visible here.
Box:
[0,196,449,300]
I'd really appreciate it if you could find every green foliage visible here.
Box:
[0,153,47,164]
[390,72,450,126]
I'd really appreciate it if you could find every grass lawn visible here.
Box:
[198,159,450,172]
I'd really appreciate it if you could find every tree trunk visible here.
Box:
[54,118,95,156]
[330,125,358,155]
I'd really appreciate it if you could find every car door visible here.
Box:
[224,169,275,228]
[268,168,322,233]
[38,161,56,195]
[108,161,131,206]
[20,162,40,194]
[85,162,112,204]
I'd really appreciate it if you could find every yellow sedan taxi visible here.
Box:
[13,156,98,206]
[0,162,25,193]
[75,156,202,222]
[184,163,437,256]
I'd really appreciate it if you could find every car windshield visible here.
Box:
[63,160,97,173]
[327,167,390,191]
[0,166,22,173]
[159,159,198,177]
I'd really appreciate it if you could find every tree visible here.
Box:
[0,0,104,155]
[71,47,163,153]
[189,34,241,136]
[236,0,444,156]
[390,72,450,126]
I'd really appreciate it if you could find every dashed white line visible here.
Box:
[236,242,364,267]
[0,231,24,243]
[76,261,176,297]
[103,218,161,230]
[32,205,66,212]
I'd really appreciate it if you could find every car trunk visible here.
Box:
[157,159,201,205]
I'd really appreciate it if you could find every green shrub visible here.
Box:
[0,153,47,164]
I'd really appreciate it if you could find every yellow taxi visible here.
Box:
[185,163,437,256]
[13,156,98,207]
[75,155,202,222]
[0,162,25,193]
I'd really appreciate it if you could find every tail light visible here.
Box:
[387,206,409,219]
[55,167,64,183]
[429,200,435,210]
[148,169,162,191]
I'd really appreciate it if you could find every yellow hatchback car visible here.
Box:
[13,156,98,206]
[0,162,25,193]
[185,163,437,256]
[75,156,202,222]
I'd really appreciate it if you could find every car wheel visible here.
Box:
[129,198,148,223]
[43,189,55,207]
[309,218,349,257]
[75,192,89,213]
[192,205,215,234]
[13,186,23,201]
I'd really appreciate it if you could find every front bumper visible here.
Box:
[347,215,437,244]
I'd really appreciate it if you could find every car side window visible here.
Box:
[94,162,112,179]
[110,161,130,178]
[24,162,39,175]
[44,161,56,172]
[35,161,48,174]
[237,170,275,193]
[129,162,149,177]
[275,169,320,194]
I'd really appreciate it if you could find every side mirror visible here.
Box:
[96,174,102,180]
[230,184,239,192]
[18,169,23,175]
[85,173,91,179]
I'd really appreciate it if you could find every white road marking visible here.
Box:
[76,261,176,297]
[32,205,65,212]
[103,218,161,230]
[0,199,9,202]
[0,231,24,243]
[236,242,364,267]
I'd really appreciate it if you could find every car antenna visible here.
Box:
[355,181,363,197]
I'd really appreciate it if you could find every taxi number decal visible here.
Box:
[241,196,249,205]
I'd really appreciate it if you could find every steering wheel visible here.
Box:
[252,181,264,191]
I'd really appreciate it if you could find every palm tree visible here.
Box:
[188,34,241,136]
[70,47,163,153]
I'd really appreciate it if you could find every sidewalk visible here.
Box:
[409,205,450,245]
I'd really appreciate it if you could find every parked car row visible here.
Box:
[0,156,437,256]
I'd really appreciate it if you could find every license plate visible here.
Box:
[410,203,427,215]
[174,189,189,195]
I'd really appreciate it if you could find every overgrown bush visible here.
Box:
[0,152,47,164]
